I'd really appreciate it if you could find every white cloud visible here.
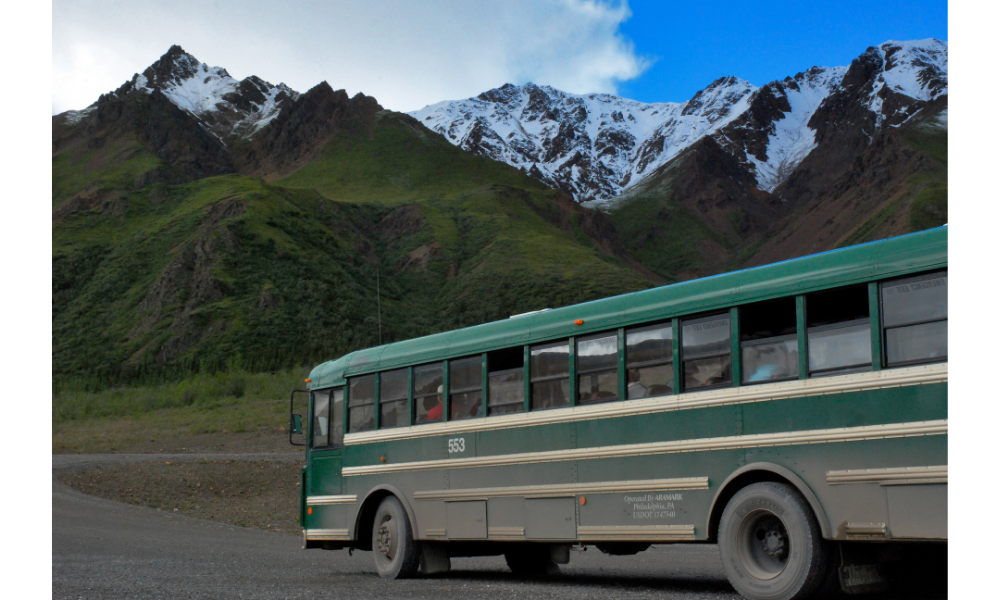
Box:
[51,0,650,115]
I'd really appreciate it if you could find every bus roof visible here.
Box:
[308,226,947,389]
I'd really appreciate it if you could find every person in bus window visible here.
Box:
[627,368,648,398]
[425,385,444,420]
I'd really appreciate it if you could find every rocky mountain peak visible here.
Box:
[93,45,302,145]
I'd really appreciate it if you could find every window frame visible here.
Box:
[680,312,733,392]
[311,388,332,449]
[412,361,445,425]
[448,355,485,421]
[625,320,676,400]
[879,269,948,369]
[806,317,873,377]
[377,367,409,430]
[487,366,525,415]
[738,297,800,386]
[575,331,619,405]
[347,374,377,433]
[529,339,572,412]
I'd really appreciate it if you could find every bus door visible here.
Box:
[307,387,345,497]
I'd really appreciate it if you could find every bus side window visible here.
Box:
[806,285,872,377]
[330,388,344,447]
[577,332,618,404]
[487,347,524,415]
[379,369,408,429]
[740,297,798,384]
[681,313,732,391]
[881,270,947,367]
[530,340,570,411]
[626,322,674,398]
[413,362,444,424]
[312,389,331,447]
[348,375,376,432]
[450,357,484,421]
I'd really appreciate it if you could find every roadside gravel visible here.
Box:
[56,453,304,535]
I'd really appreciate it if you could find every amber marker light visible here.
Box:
[381,457,387,462]
[307,507,313,515]
[579,496,586,506]
[305,378,311,383]
[574,319,584,326]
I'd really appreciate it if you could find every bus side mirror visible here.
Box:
[291,414,303,435]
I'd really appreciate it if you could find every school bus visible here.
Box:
[290,226,947,600]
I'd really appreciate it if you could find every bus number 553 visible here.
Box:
[448,438,465,453]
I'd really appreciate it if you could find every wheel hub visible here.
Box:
[737,509,790,580]
[377,519,394,560]
[763,528,787,560]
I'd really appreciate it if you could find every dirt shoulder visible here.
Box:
[56,456,304,536]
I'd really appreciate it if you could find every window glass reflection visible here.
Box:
[808,321,871,375]
[627,323,673,366]
[882,272,947,327]
[488,369,524,415]
[312,390,330,447]
[682,315,731,360]
[330,388,344,446]
[881,271,948,368]
[886,320,947,365]
[348,375,375,432]
[531,342,569,378]
[531,379,570,411]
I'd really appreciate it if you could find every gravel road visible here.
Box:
[52,454,945,600]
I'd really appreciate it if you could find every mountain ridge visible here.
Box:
[410,39,947,203]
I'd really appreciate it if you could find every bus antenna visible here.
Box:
[376,266,383,346]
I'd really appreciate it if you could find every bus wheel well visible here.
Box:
[354,490,395,552]
[707,470,794,543]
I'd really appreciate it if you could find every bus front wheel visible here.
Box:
[371,496,421,579]
[718,482,832,600]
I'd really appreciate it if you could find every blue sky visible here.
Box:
[52,1,947,113]
[616,0,948,103]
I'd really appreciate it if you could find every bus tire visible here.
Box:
[718,482,831,600]
[371,496,421,579]
[504,545,560,576]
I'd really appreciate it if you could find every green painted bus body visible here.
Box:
[301,226,947,545]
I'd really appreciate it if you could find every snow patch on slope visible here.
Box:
[745,67,847,192]
[63,105,96,125]
[868,39,948,126]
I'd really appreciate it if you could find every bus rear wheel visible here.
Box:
[504,545,560,576]
[718,482,832,600]
[371,496,420,579]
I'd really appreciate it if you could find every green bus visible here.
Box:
[290,226,947,600]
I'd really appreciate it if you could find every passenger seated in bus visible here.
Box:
[744,342,794,383]
[689,362,725,387]
[465,396,483,418]
[424,386,444,420]
[627,369,648,398]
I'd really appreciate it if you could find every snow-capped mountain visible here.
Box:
[98,45,300,144]
[410,39,947,202]
[54,45,383,183]
[411,77,755,202]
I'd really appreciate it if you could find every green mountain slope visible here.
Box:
[53,108,652,388]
